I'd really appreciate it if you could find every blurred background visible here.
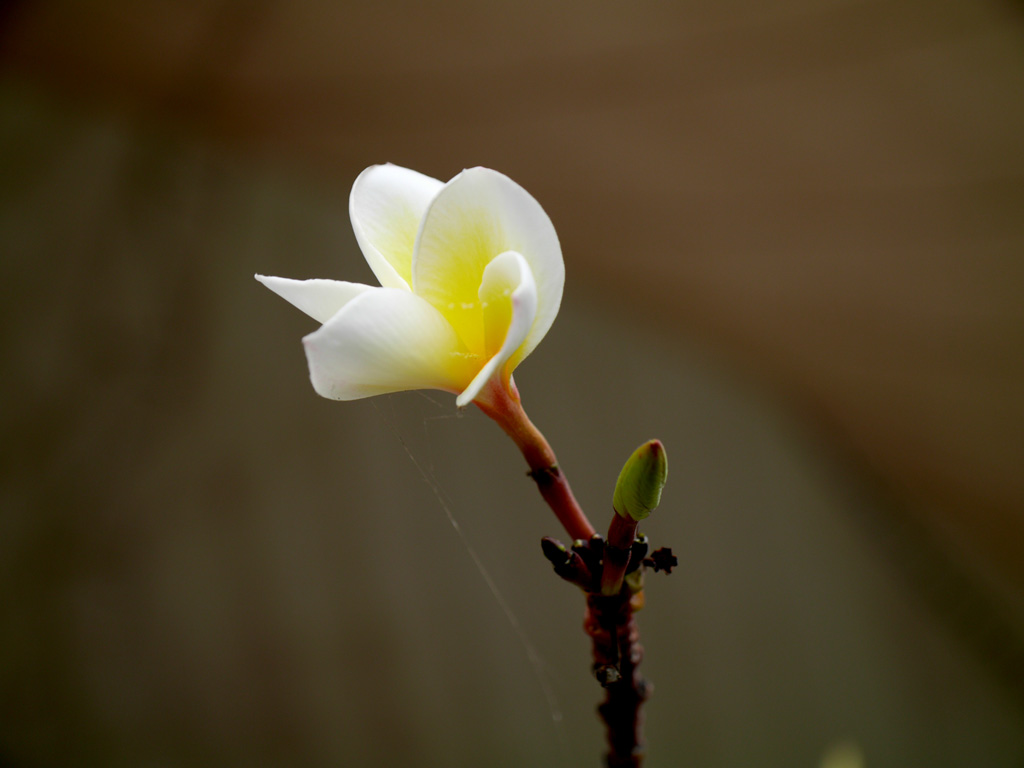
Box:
[2,1,1023,766]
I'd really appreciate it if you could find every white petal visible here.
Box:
[456,251,537,407]
[413,167,563,365]
[350,164,444,290]
[303,288,479,400]
[255,274,371,324]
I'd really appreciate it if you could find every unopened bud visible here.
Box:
[612,440,668,522]
[540,537,569,566]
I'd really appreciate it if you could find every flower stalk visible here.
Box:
[474,377,596,542]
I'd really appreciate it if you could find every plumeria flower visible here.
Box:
[256,164,564,409]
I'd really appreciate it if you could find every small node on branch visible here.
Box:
[526,464,560,487]
[540,536,569,566]
[626,534,649,574]
[595,664,622,686]
[643,547,678,574]
[571,535,605,575]
[540,536,594,589]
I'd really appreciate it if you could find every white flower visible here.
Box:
[257,164,564,407]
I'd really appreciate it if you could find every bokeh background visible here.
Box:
[2,1,1023,766]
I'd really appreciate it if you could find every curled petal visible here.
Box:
[350,164,444,290]
[255,275,371,324]
[456,251,537,407]
[413,167,563,364]
[303,288,478,400]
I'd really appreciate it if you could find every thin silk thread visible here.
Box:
[371,398,569,746]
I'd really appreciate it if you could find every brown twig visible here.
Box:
[587,588,649,767]
[475,377,673,766]
[540,534,675,767]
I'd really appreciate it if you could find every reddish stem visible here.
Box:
[601,513,639,596]
[474,377,596,542]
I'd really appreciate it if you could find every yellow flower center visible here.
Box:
[416,206,512,360]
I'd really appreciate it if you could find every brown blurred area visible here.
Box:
[1,1,1023,766]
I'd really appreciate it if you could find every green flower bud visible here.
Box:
[612,440,668,521]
